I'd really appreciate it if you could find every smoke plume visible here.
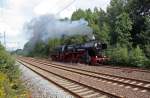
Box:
[24,14,93,43]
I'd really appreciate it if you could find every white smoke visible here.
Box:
[24,14,93,43]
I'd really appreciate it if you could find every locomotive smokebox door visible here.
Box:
[102,43,107,49]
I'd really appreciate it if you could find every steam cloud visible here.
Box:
[24,14,93,43]
[23,14,95,52]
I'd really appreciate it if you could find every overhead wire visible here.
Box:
[56,0,76,15]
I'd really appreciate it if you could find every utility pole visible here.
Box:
[4,31,6,47]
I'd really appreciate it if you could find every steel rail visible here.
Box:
[18,59,123,98]
[21,57,150,91]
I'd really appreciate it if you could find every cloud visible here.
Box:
[0,0,110,50]
[58,0,111,18]
[33,0,110,18]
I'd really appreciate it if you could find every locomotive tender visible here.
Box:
[50,40,109,64]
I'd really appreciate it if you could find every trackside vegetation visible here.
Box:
[15,0,150,68]
[0,44,29,98]
[105,46,150,68]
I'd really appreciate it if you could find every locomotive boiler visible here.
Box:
[50,40,109,64]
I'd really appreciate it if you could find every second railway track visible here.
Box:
[17,57,150,98]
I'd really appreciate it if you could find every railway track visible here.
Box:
[18,59,122,98]
[21,57,150,91]
[17,57,150,98]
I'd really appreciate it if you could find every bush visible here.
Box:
[0,45,18,81]
[0,44,29,97]
[143,45,150,59]
[129,46,149,67]
[0,72,28,98]
[106,46,149,68]
[106,46,129,66]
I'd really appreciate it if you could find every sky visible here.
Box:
[0,0,110,50]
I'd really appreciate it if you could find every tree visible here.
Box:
[143,44,150,59]
[33,41,49,56]
[114,12,133,46]
[71,9,86,20]
[96,22,110,43]
[107,0,127,45]
[71,8,110,42]
[96,9,110,43]
[129,46,148,67]
[23,40,49,57]
[61,35,87,45]
[127,0,150,46]
[48,38,61,52]
[142,16,150,45]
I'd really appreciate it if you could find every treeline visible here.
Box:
[0,43,28,97]
[71,0,149,50]
[17,0,150,68]
[16,34,87,57]
[71,0,150,68]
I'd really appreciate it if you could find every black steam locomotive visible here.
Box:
[50,40,109,64]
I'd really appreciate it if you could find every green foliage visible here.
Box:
[48,38,61,52]
[97,10,110,43]
[106,46,149,67]
[114,12,133,46]
[107,0,130,45]
[97,22,110,43]
[0,43,28,97]
[142,16,150,45]
[71,8,110,43]
[0,72,28,98]
[0,44,17,80]
[33,41,49,57]
[22,40,49,57]
[0,44,5,50]
[61,35,87,45]
[129,46,148,67]
[106,46,129,65]
[127,0,150,46]
[71,9,86,21]
[143,44,150,59]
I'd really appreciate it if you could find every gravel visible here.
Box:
[16,62,74,98]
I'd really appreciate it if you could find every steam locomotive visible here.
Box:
[50,40,109,64]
